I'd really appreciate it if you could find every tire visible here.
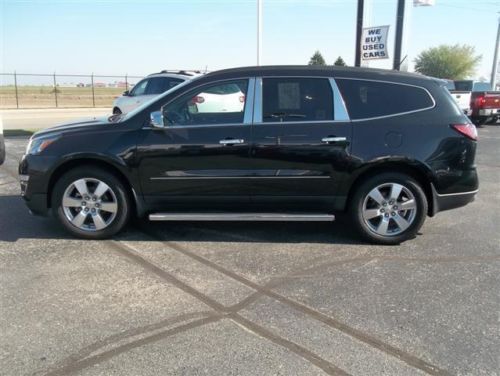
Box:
[487,116,498,125]
[113,107,122,115]
[52,166,130,239]
[350,173,428,245]
[472,117,488,128]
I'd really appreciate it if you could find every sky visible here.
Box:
[1,0,499,83]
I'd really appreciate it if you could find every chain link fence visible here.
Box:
[0,72,144,109]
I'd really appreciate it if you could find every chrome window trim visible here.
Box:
[334,77,437,122]
[329,78,350,121]
[147,122,249,130]
[244,77,256,125]
[253,76,350,125]
[253,77,263,123]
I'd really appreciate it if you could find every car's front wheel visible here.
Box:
[350,173,428,245]
[52,167,130,239]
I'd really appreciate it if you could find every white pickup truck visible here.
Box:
[445,80,473,116]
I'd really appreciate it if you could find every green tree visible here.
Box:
[308,50,326,66]
[334,56,347,66]
[414,44,481,79]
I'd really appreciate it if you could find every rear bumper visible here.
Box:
[431,184,477,215]
[477,109,500,117]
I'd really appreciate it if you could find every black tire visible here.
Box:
[472,117,488,128]
[52,166,130,239]
[350,172,428,245]
[487,116,498,125]
[113,107,122,115]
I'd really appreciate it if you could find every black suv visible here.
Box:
[19,66,479,244]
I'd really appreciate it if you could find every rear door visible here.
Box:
[249,76,353,207]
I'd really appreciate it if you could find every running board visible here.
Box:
[149,213,335,222]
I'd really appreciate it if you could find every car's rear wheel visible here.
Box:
[350,173,427,245]
[52,167,130,239]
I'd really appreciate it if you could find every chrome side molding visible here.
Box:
[149,213,335,222]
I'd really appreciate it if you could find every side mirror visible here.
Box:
[150,111,165,128]
[123,90,130,96]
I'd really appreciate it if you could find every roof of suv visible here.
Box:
[147,70,203,78]
[202,65,436,85]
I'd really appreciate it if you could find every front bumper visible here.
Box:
[19,154,56,216]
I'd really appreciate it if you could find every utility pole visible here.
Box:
[393,0,405,70]
[355,0,364,67]
[257,0,262,66]
[491,16,500,90]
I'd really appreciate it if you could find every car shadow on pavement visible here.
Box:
[0,194,365,244]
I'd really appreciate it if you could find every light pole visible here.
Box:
[491,17,500,90]
[257,0,262,66]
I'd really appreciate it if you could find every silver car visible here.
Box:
[112,71,200,114]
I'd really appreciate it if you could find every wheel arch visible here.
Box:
[345,160,435,217]
[47,157,143,217]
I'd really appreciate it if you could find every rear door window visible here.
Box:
[262,78,333,122]
[336,79,434,120]
[146,77,185,95]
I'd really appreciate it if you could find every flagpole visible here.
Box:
[257,0,262,66]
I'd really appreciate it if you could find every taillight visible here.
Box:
[239,95,245,103]
[451,123,478,141]
[473,95,486,108]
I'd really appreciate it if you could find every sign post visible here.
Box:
[361,25,390,61]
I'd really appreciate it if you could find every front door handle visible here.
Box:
[321,136,347,144]
[219,138,245,145]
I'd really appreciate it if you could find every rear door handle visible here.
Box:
[219,139,245,145]
[321,137,347,143]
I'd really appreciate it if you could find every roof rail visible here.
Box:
[148,69,203,76]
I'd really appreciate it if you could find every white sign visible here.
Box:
[361,25,390,61]
[413,0,435,6]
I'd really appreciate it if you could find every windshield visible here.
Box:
[118,77,200,122]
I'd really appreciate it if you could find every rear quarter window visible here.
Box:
[336,79,434,120]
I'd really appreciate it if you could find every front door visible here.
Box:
[136,78,255,209]
[250,77,353,209]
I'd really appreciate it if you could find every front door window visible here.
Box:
[162,80,249,126]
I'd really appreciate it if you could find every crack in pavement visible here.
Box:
[43,314,224,376]
[40,311,216,375]
[107,239,352,376]
[136,226,452,376]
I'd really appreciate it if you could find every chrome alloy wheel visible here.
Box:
[62,178,118,232]
[362,182,417,237]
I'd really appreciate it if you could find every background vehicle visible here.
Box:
[445,80,472,117]
[112,70,201,114]
[0,121,4,165]
[19,66,478,245]
[188,83,245,113]
[447,80,500,126]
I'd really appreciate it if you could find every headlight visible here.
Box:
[26,135,59,155]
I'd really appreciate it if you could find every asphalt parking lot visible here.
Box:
[1,127,499,376]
